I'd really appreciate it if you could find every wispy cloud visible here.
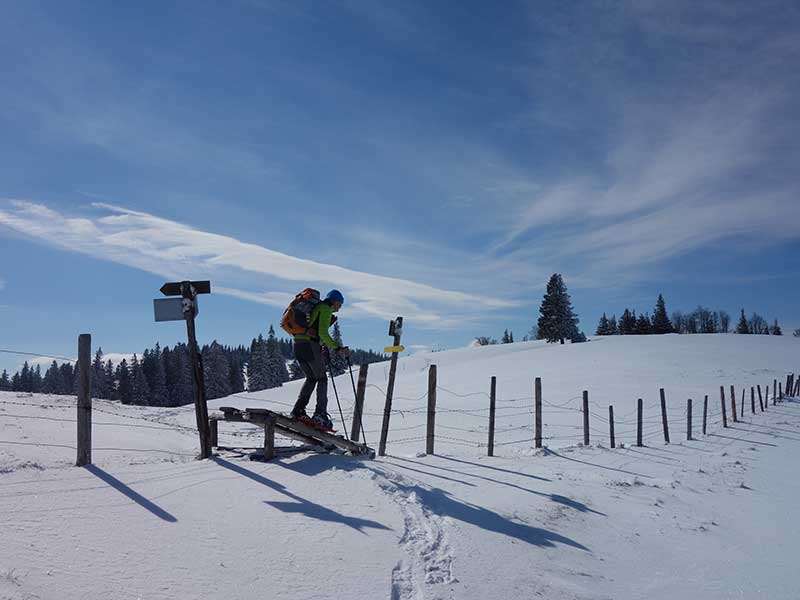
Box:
[0,200,516,327]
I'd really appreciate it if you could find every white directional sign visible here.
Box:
[153,297,198,322]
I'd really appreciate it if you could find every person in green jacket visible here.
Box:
[290,289,349,430]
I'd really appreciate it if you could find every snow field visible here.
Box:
[1,333,799,599]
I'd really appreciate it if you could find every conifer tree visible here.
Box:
[635,312,653,335]
[92,349,107,399]
[59,363,74,395]
[42,361,63,394]
[619,309,636,335]
[536,273,579,344]
[149,343,168,406]
[0,369,10,391]
[11,371,21,392]
[736,309,750,334]
[265,325,290,387]
[247,335,270,392]
[203,341,232,400]
[652,294,673,334]
[116,359,132,404]
[771,319,783,336]
[608,315,618,335]
[31,364,43,393]
[104,360,116,400]
[228,354,245,394]
[20,362,31,393]
[596,313,610,336]
[130,355,150,405]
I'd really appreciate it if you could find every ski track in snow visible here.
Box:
[368,467,456,600]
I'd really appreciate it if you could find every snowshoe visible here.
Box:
[311,412,336,433]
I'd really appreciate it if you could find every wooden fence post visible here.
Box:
[703,395,708,435]
[757,385,764,412]
[765,386,770,408]
[488,376,496,457]
[609,405,615,448]
[687,399,692,441]
[264,416,275,461]
[720,386,728,428]
[730,384,737,423]
[209,419,218,448]
[637,399,643,447]
[660,388,670,444]
[534,377,542,449]
[350,363,369,442]
[773,379,777,404]
[779,382,783,401]
[785,375,791,399]
[582,390,590,446]
[76,333,92,467]
[741,388,745,418]
[751,387,755,414]
[426,365,437,455]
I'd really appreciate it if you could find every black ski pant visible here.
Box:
[293,340,328,415]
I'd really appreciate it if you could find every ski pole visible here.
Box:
[327,356,349,440]
[347,357,368,447]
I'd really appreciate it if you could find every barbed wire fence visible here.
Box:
[2,347,799,462]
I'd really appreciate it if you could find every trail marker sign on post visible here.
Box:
[154,280,212,459]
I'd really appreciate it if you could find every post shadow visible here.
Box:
[212,457,390,534]
[84,465,177,522]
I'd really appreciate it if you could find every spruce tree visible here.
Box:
[771,319,783,336]
[11,371,21,392]
[635,313,653,335]
[736,309,749,334]
[0,369,10,391]
[59,363,74,395]
[130,355,150,405]
[92,349,107,399]
[266,325,290,387]
[596,313,610,336]
[150,343,168,406]
[116,359,132,404]
[104,360,116,400]
[203,341,232,400]
[228,355,245,394]
[42,361,63,395]
[652,294,673,334]
[508,331,514,343]
[247,335,270,392]
[536,273,579,344]
[619,309,636,335]
[20,362,31,393]
[608,315,618,335]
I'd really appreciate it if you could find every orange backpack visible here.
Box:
[280,288,321,335]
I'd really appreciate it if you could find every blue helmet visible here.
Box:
[325,289,344,304]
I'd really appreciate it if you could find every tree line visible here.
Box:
[596,294,784,336]
[0,322,386,405]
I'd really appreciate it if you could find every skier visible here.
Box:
[290,289,349,430]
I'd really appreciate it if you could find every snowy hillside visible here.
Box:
[2,334,799,599]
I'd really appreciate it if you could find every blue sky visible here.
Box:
[1,1,799,373]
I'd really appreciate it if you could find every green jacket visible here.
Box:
[294,301,339,349]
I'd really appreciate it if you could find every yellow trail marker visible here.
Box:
[384,345,405,353]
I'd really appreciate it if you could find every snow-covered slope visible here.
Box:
[1,334,798,599]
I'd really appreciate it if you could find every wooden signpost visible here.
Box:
[378,317,404,457]
[155,280,212,459]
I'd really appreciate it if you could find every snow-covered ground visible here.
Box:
[1,334,799,599]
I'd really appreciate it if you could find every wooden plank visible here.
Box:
[350,363,368,442]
